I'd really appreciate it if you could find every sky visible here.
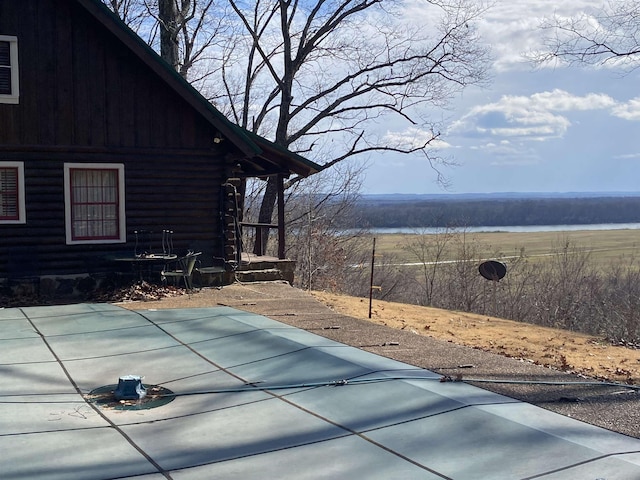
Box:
[361,0,640,195]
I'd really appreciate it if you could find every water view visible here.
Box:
[366,223,640,234]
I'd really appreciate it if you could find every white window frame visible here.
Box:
[0,35,19,104]
[0,161,26,224]
[64,163,126,245]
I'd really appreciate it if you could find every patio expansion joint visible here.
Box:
[259,385,456,480]
[520,448,640,480]
[63,343,184,363]
[38,322,156,339]
[0,424,112,438]
[132,308,456,478]
[131,309,259,385]
[18,308,175,480]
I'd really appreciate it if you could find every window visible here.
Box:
[64,163,126,244]
[0,161,25,224]
[0,36,19,104]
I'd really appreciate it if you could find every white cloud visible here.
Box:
[383,127,451,149]
[611,97,640,121]
[476,0,609,72]
[614,152,640,160]
[469,139,540,166]
[364,0,640,193]
[450,89,617,141]
[529,90,616,110]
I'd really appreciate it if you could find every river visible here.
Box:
[365,223,640,234]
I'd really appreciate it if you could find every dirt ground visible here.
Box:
[310,291,640,385]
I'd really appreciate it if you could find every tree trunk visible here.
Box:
[158,0,179,71]
[255,176,279,255]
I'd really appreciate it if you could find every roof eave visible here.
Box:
[74,0,260,158]
[75,0,322,178]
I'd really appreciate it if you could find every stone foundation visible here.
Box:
[0,273,121,306]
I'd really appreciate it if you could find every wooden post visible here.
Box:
[369,237,376,319]
[254,225,264,256]
[277,174,285,259]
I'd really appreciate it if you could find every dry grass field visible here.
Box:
[322,229,640,384]
[311,290,640,385]
[371,228,640,267]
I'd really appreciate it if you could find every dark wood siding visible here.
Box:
[0,149,227,277]
[0,1,217,149]
[0,0,235,279]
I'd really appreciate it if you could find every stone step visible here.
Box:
[234,268,287,283]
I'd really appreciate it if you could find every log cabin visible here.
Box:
[0,0,320,298]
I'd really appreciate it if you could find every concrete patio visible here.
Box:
[2,302,640,479]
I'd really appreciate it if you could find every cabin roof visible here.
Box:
[75,0,321,178]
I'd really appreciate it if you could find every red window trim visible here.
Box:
[69,167,121,241]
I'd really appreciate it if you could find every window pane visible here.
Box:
[102,205,117,236]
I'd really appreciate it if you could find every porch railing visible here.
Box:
[240,222,285,259]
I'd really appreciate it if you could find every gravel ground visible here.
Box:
[117,281,640,439]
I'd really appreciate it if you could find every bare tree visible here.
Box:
[535,1,640,71]
[401,226,456,306]
[525,237,593,330]
[103,0,230,80]
[601,255,640,343]
[104,0,491,255]
[104,0,147,25]
[217,0,490,251]
[279,161,367,291]
[489,248,535,322]
[443,229,483,311]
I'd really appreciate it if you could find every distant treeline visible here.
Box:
[342,196,640,228]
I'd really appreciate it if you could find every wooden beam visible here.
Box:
[277,174,286,259]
